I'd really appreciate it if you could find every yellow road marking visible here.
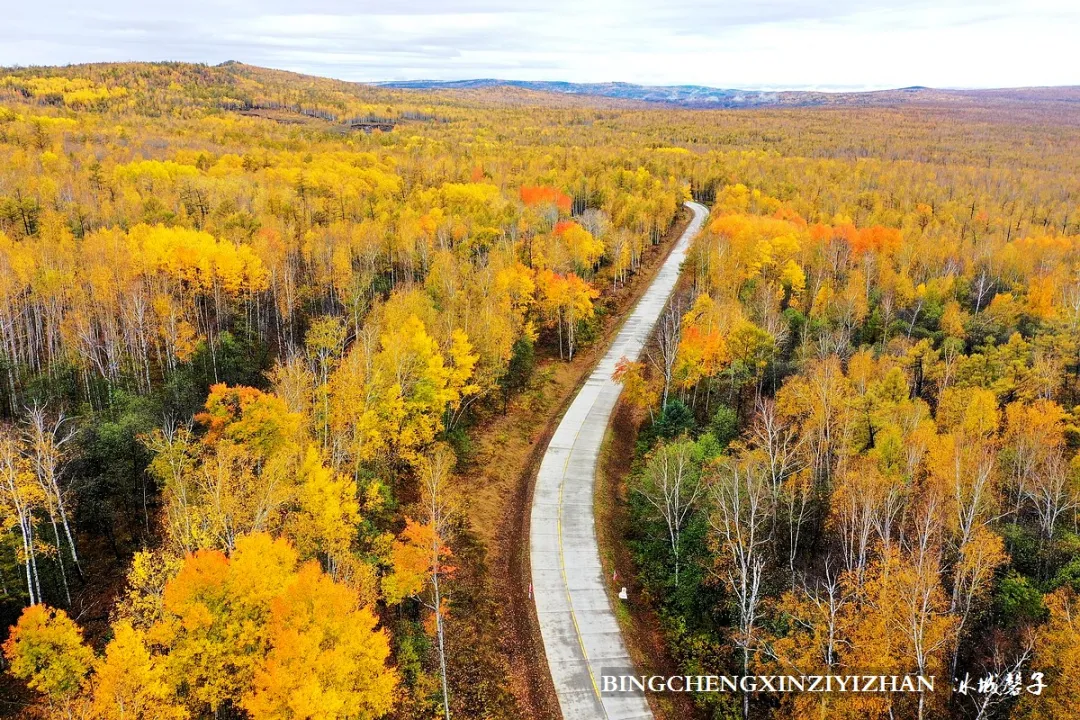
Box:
[557,410,607,711]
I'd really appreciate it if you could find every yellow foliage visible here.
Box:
[1018,587,1080,719]
[91,622,188,720]
[243,563,397,720]
[2,605,93,704]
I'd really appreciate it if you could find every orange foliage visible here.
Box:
[196,384,302,458]
[519,184,572,213]
[850,225,903,255]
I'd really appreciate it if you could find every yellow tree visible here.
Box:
[841,547,957,720]
[91,621,188,720]
[2,605,93,718]
[328,325,386,479]
[442,328,482,433]
[372,315,454,467]
[535,270,598,361]
[555,220,604,275]
[1017,587,1080,720]
[612,358,660,420]
[949,527,1007,669]
[147,385,305,553]
[154,532,396,718]
[762,565,848,720]
[287,445,360,573]
[776,357,854,486]
[304,316,346,452]
[155,541,284,714]
[242,562,397,720]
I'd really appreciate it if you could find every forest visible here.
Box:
[0,60,1078,720]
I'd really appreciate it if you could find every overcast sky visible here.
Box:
[2,0,1078,90]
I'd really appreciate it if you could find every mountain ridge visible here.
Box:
[375,77,1080,109]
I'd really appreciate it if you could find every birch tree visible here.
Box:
[635,439,703,588]
[0,428,43,605]
[419,443,456,720]
[24,405,81,607]
[1026,449,1077,541]
[647,301,681,410]
[709,454,773,720]
[383,443,458,720]
[751,398,808,584]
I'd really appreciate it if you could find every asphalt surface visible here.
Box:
[529,201,709,719]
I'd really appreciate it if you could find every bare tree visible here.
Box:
[710,455,773,720]
[24,405,80,606]
[967,637,1034,720]
[0,428,42,605]
[636,439,703,587]
[832,460,881,581]
[144,419,198,553]
[811,561,848,670]
[751,398,808,584]
[648,301,682,410]
[577,208,609,242]
[900,491,952,720]
[1026,449,1077,540]
[752,398,805,499]
[420,443,457,720]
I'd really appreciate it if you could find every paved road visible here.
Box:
[530,201,709,719]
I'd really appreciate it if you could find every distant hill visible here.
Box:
[377,78,1080,110]
[378,79,780,107]
[4,60,1077,116]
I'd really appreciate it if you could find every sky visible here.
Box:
[2,0,1078,91]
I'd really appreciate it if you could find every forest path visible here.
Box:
[529,201,708,719]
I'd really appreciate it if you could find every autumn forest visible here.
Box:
[0,61,1079,720]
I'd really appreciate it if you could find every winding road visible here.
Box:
[530,201,709,719]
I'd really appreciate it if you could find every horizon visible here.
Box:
[4,59,1079,96]
[370,76,1078,93]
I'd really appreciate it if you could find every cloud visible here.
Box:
[1,0,1077,89]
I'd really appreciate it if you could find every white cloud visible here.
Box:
[1,0,1077,89]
